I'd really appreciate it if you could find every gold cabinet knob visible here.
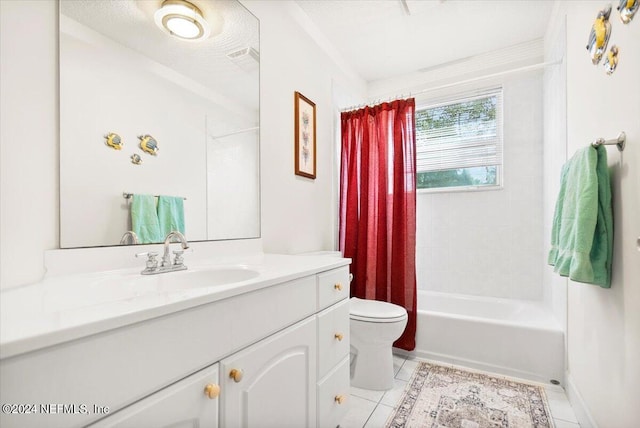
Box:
[335,394,346,404]
[334,283,343,291]
[229,368,243,383]
[204,383,220,399]
[334,333,344,341]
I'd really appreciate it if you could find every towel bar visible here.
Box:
[123,192,187,200]
[591,132,626,151]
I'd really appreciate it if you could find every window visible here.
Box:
[415,88,503,191]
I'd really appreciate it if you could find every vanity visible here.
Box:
[0,248,351,427]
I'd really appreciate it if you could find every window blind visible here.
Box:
[415,88,503,173]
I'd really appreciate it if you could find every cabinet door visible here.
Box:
[221,317,317,428]
[89,364,219,428]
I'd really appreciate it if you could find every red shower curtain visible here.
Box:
[339,99,417,350]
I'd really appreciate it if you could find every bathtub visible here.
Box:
[411,291,564,384]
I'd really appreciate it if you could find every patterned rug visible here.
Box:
[385,362,554,428]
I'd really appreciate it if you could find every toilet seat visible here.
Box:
[350,297,408,323]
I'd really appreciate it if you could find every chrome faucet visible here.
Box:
[120,230,139,245]
[135,231,189,275]
[161,230,189,269]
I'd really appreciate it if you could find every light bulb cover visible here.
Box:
[154,0,210,41]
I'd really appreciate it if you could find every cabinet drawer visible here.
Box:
[317,356,350,428]
[89,364,219,428]
[317,299,350,379]
[317,267,349,310]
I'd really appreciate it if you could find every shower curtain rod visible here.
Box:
[341,59,563,113]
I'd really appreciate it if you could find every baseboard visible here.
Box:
[565,371,598,428]
[393,348,557,387]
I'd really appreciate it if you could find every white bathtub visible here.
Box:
[411,291,564,384]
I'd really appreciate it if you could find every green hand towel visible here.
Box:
[131,194,163,244]
[158,195,185,237]
[548,145,613,288]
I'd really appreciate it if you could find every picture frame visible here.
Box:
[294,91,317,179]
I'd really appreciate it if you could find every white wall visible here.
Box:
[559,2,640,427]
[0,0,58,289]
[0,0,366,289]
[241,1,366,255]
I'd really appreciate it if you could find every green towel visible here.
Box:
[131,194,163,244]
[548,145,613,288]
[157,195,185,237]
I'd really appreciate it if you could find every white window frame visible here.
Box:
[415,87,504,193]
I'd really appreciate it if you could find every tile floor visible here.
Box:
[341,354,581,428]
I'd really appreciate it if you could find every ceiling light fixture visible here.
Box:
[154,0,211,41]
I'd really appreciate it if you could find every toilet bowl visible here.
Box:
[349,297,408,391]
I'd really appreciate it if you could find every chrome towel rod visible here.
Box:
[123,192,186,200]
[591,131,626,151]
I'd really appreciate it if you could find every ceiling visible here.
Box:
[295,0,555,82]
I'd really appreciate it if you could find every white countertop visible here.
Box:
[0,253,350,359]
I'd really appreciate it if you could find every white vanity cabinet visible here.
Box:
[89,364,220,428]
[0,260,351,428]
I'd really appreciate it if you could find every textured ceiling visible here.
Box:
[296,0,554,82]
[60,0,259,112]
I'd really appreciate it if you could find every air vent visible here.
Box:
[226,47,259,72]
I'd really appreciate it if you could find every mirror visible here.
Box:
[59,0,260,248]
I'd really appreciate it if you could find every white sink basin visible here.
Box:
[37,267,261,313]
[123,266,261,294]
[154,267,261,289]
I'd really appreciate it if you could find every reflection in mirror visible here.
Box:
[59,0,259,248]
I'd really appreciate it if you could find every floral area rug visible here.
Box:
[385,362,554,428]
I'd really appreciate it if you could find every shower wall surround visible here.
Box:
[416,75,544,300]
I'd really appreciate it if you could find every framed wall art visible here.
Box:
[294,91,316,179]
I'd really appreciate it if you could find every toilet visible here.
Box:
[349,297,408,391]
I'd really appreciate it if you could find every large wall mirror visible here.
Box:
[59,0,260,248]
